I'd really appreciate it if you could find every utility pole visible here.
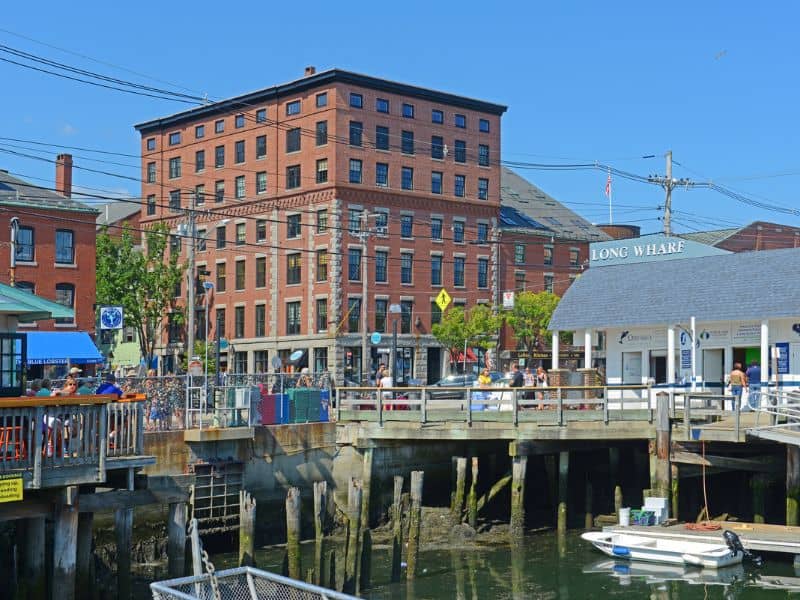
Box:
[185,195,197,366]
[647,150,694,236]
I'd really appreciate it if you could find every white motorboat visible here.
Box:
[581,531,743,569]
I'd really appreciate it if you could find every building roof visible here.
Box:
[678,228,740,247]
[96,201,141,229]
[0,283,74,323]
[134,69,508,133]
[0,170,97,214]
[549,246,800,330]
[499,168,612,242]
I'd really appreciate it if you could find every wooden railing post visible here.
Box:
[512,389,518,426]
[466,388,472,426]
[32,406,43,489]
[557,386,564,426]
[135,401,144,454]
[377,388,383,426]
[421,388,427,424]
[98,404,107,482]
[603,387,609,424]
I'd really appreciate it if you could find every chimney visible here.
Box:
[55,153,73,198]
[304,66,316,77]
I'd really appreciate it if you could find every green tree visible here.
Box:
[96,224,185,369]
[504,291,561,359]
[181,340,217,373]
[432,305,502,371]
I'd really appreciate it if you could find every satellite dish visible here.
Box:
[289,350,304,362]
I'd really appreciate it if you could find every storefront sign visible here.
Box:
[616,328,666,350]
[0,473,22,503]
[680,349,692,369]
[776,342,790,374]
[732,322,761,345]
[589,234,729,267]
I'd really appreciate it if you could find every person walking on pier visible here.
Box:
[745,361,761,410]
[728,362,747,411]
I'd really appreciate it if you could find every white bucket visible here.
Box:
[619,507,631,527]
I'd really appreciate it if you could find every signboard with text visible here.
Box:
[0,473,22,503]
[589,234,729,268]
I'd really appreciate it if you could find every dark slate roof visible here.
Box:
[96,201,140,228]
[0,170,97,214]
[135,69,508,133]
[500,168,611,242]
[679,228,739,247]
[549,246,800,330]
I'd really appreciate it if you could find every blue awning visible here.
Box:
[25,332,104,365]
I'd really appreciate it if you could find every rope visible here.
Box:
[685,441,721,531]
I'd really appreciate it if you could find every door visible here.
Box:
[427,348,441,384]
[622,352,642,385]
[702,349,724,389]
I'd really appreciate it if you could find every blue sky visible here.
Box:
[1,1,798,234]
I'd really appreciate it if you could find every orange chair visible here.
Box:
[0,426,26,460]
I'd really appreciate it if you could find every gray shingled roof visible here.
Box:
[500,168,611,242]
[679,228,739,247]
[550,247,800,330]
[0,170,97,214]
[96,201,140,228]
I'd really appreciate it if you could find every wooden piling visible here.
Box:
[359,448,374,593]
[239,490,256,567]
[787,445,799,526]
[510,456,527,543]
[327,548,336,591]
[406,470,424,580]
[557,451,569,533]
[609,446,623,515]
[21,517,46,600]
[343,479,362,594]
[391,475,404,582]
[313,481,327,585]
[467,457,479,529]
[53,487,79,600]
[114,507,133,600]
[451,457,467,525]
[654,393,672,514]
[285,487,301,580]
[584,476,593,530]
[167,501,187,578]
[671,464,680,521]
[76,512,94,596]
[752,473,768,524]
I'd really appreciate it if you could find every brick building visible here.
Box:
[135,68,507,382]
[0,156,98,334]
[679,221,800,253]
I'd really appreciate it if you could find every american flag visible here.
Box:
[604,171,612,197]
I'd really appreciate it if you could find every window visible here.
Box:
[349,159,362,184]
[316,210,328,233]
[515,244,525,264]
[349,121,363,146]
[255,257,266,287]
[235,175,245,199]
[167,313,181,343]
[287,253,301,284]
[256,171,267,194]
[349,93,363,108]
[348,248,362,281]
[216,308,226,338]
[236,223,246,245]
[316,299,328,331]
[544,246,553,266]
[234,306,245,338]
[316,158,328,183]
[375,250,387,282]
[401,252,413,284]
[401,167,413,190]
[215,145,225,168]
[286,100,301,116]
[216,226,226,249]
[146,137,156,151]
[431,109,443,124]
[402,103,414,118]
[235,140,245,163]
[453,220,464,243]
[216,262,226,292]
[570,248,580,267]
[287,214,301,238]
[16,281,34,294]
[454,114,466,128]
[286,165,301,189]
[55,230,74,264]
[347,298,361,333]
[146,194,156,214]
[169,190,181,212]
[375,126,389,150]
[479,144,490,166]
[544,274,554,293]
[256,135,267,159]
[375,212,388,231]
[235,114,245,128]
[147,162,156,183]
[348,209,362,233]
[478,258,488,288]
[256,108,267,123]
[195,150,205,172]
[255,305,266,337]
[16,226,34,261]
[376,163,388,187]
[431,218,442,240]
[401,214,413,238]
[286,302,301,335]
[431,171,443,194]
[215,180,225,203]
[169,234,181,255]
[256,219,266,242]
[235,260,246,290]
[400,300,412,333]
[454,174,465,197]
[375,299,387,332]
[316,249,328,281]
[173,277,181,298]
[431,301,442,325]
[477,223,488,243]
[286,128,301,153]
[215,120,224,134]
[431,255,442,285]
[454,256,465,287]
[316,92,327,108]
[479,118,490,133]
[169,132,181,145]
[431,136,444,159]
[401,130,414,154]
[478,178,489,200]
[197,229,206,251]
[376,98,389,113]
[454,140,466,163]
[316,121,327,146]
[254,350,268,372]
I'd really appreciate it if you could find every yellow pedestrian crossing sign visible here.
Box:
[435,288,452,311]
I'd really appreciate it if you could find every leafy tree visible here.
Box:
[96,224,185,369]
[503,291,561,359]
[432,305,502,371]
[181,340,217,373]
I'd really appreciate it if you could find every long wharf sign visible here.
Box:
[589,234,730,267]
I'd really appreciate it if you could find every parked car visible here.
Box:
[428,371,503,400]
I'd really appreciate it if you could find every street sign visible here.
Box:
[436,288,452,312]
[502,291,515,310]
[370,332,382,344]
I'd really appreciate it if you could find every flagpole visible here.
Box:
[609,169,613,225]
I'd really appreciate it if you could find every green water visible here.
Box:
[188,531,799,599]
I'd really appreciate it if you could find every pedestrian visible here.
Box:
[96,373,124,398]
[77,377,95,395]
[478,368,492,388]
[745,360,761,410]
[375,363,386,387]
[28,379,42,396]
[728,362,748,411]
[536,366,549,405]
[509,363,524,388]
[36,378,52,396]
[297,367,314,388]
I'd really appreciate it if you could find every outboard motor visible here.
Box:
[724,530,763,566]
